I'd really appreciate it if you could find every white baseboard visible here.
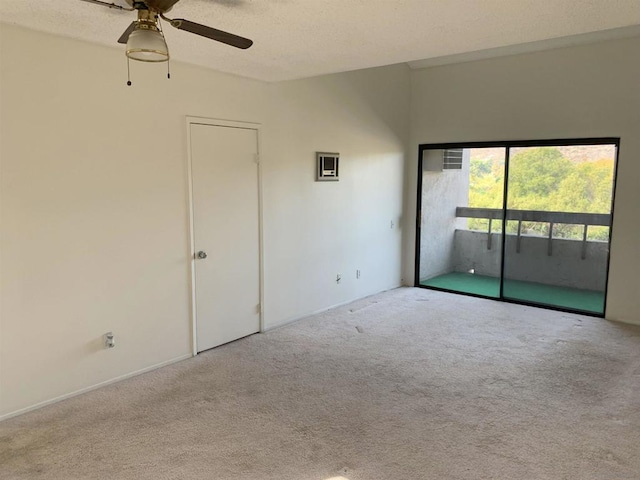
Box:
[2,285,405,421]
[263,284,403,332]
[0,353,193,422]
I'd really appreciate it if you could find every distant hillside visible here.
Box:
[470,145,616,164]
[554,145,616,163]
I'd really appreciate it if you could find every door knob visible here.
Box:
[197,251,208,259]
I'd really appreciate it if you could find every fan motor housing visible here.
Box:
[125,0,180,13]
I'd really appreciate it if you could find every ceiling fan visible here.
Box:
[81,0,252,82]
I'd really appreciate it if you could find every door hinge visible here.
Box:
[254,154,260,164]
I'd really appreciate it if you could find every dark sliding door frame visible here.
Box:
[414,137,620,317]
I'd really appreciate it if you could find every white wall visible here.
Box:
[262,68,409,327]
[407,36,640,324]
[0,25,410,417]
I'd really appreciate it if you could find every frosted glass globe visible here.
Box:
[126,28,169,62]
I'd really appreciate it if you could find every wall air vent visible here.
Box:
[316,152,340,181]
[443,149,463,170]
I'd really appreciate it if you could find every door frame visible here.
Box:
[414,137,620,318]
[185,116,264,356]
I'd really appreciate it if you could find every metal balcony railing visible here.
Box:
[455,207,611,259]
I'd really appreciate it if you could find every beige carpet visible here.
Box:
[1,287,640,480]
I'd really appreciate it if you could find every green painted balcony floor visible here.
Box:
[420,272,605,314]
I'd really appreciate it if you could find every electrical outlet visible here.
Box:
[104,332,115,349]
[356,269,361,279]
[336,274,341,284]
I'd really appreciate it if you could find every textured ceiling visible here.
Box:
[2,0,639,81]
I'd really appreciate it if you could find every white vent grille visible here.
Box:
[443,149,463,170]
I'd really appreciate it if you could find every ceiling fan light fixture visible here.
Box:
[126,20,169,62]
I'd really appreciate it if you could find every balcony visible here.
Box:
[419,207,610,314]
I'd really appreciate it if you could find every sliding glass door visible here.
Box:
[502,144,616,313]
[416,139,618,316]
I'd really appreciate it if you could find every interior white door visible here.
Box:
[190,123,260,352]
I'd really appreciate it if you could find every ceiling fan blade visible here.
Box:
[169,19,253,49]
[117,22,137,44]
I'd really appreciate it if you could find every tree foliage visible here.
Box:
[468,147,614,241]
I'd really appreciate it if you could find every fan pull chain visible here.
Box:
[127,57,132,86]
[167,59,171,80]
